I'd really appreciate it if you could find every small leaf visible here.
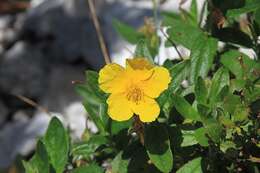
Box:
[83,101,106,134]
[145,123,173,173]
[209,67,230,104]
[110,119,132,135]
[176,157,202,173]
[190,36,218,83]
[23,141,49,173]
[169,60,191,92]
[134,40,154,63]
[220,50,259,80]
[195,77,208,104]
[181,130,198,147]
[226,0,260,19]
[172,94,201,121]
[76,70,108,134]
[72,135,108,158]
[113,19,144,44]
[220,141,236,153]
[190,0,198,25]
[194,128,209,147]
[44,117,69,173]
[158,60,190,116]
[72,164,104,173]
[203,119,223,143]
[30,141,49,173]
[164,17,204,49]
[111,152,130,173]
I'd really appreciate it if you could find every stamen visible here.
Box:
[126,86,144,104]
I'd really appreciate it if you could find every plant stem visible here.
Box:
[87,0,111,64]
[133,115,144,145]
[160,28,184,59]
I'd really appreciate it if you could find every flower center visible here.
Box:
[126,85,143,104]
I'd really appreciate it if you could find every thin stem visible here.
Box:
[13,94,51,116]
[199,0,208,27]
[152,0,159,28]
[133,115,144,145]
[87,0,111,64]
[160,28,184,59]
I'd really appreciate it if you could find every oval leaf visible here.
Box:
[144,123,173,173]
[44,117,69,173]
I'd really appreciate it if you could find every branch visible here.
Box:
[87,0,111,64]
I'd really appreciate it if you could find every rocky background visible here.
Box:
[0,0,198,171]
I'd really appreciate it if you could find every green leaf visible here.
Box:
[158,60,190,117]
[72,164,104,173]
[176,157,202,173]
[23,161,37,173]
[223,93,241,114]
[76,71,108,134]
[72,135,108,158]
[134,40,154,63]
[85,71,103,96]
[181,130,198,147]
[195,77,208,105]
[220,141,236,153]
[111,152,130,173]
[221,50,245,79]
[113,19,144,44]
[30,141,49,173]
[226,0,260,19]
[44,117,69,173]
[203,119,223,143]
[194,128,209,147]
[163,16,204,49]
[220,50,260,80]
[169,60,191,92]
[83,100,108,134]
[110,119,132,135]
[190,0,198,25]
[172,94,201,121]
[23,140,49,173]
[255,8,260,25]
[190,36,218,83]
[209,67,230,104]
[76,84,102,105]
[145,123,173,173]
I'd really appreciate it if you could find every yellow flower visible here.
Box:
[98,58,171,122]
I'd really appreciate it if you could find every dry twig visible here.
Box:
[87,0,111,64]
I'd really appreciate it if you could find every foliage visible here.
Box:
[23,0,260,172]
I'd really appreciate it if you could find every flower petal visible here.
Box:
[107,93,133,121]
[98,63,125,93]
[133,96,160,122]
[142,67,171,98]
[126,58,153,70]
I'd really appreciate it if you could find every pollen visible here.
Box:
[126,86,144,104]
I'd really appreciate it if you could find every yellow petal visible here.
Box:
[107,93,133,121]
[142,67,171,98]
[126,58,153,70]
[98,63,125,93]
[133,96,160,122]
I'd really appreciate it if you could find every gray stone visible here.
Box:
[39,64,84,113]
[0,41,48,100]
[0,100,8,127]
[19,0,105,69]
[0,112,50,169]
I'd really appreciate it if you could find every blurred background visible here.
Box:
[0,0,202,172]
